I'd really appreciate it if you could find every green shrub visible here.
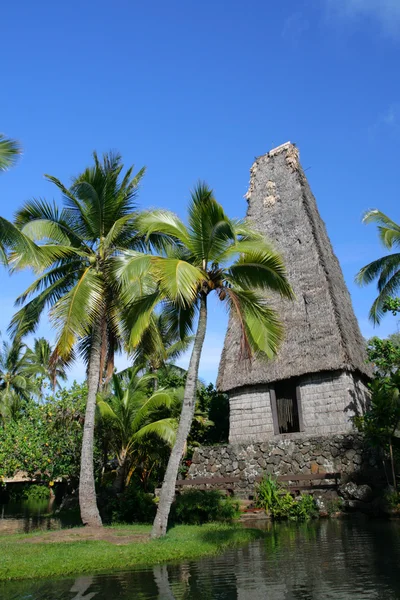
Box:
[255,475,281,512]
[385,490,400,510]
[326,497,344,515]
[22,485,50,502]
[255,475,317,521]
[102,485,157,524]
[171,490,240,525]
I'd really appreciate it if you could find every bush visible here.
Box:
[255,475,317,521]
[101,485,157,524]
[8,484,50,503]
[171,490,240,525]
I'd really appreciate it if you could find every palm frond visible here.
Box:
[0,134,21,172]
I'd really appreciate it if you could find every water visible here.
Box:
[1,519,400,599]
[0,500,79,534]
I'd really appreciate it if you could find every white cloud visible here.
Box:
[282,12,309,42]
[369,103,400,138]
[326,0,400,37]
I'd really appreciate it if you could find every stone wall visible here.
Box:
[229,370,370,443]
[188,434,379,497]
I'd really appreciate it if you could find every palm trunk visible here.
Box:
[79,320,103,527]
[151,293,207,538]
[113,449,128,494]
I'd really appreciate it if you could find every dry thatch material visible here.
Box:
[217,142,371,392]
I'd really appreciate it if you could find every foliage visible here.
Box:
[0,338,39,422]
[0,134,21,173]
[326,497,344,515]
[383,297,400,317]
[21,484,50,502]
[101,485,157,524]
[171,490,240,525]
[255,475,318,521]
[366,336,400,378]
[97,369,177,491]
[0,382,90,483]
[353,374,400,450]
[356,210,400,323]
[0,524,265,582]
[385,490,400,510]
[24,338,67,396]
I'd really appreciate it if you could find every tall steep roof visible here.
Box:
[217,142,371,392]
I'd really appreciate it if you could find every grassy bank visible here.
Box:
[0,523,265,581]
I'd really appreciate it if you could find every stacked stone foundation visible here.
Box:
[188,434,380,498]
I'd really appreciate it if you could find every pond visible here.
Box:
[1,518,400,599]
[0,500,79,534]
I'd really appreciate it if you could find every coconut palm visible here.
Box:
[356,210,400,323]
[115,182,294,537]
[24,337,67,395]
[7,151,145,526]
[0,338,39,423]
[132,312,193,389]
[97,369,177,493]
[0,134,21,173]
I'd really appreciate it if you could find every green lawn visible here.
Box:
[0,523,265,581]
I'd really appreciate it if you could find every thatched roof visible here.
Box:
[217,142,371,392]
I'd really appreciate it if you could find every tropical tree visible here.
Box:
[5,151,145,526]
[132,312,193,388]
[0,338,39,423]
[0,133,21,173]
[24,337,67,395]
[115,183,294,537]
[356,210,400,323]
[97,369,177,492]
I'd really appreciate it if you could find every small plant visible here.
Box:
[326,497,344,516]
[255,475,281,513]
[22,485,50,502]
[385,490,400,510]
[255,474,318,521]
[171,490,240,525]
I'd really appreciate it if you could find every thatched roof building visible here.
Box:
[217,143,371,443]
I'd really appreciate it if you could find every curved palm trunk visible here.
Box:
[113,449,128,494]
[79,321,103,527]
[151,293,207,538]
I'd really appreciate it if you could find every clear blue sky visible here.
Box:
[1,0,399,383]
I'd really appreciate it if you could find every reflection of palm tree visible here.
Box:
[70,575,97,599]
[153,565,176,600]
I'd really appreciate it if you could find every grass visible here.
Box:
[0,523,265,581]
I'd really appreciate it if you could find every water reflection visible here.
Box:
[1,519,400,599]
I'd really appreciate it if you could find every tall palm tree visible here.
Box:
[115,183,294,537]
[0,338,39,423]
[24,337,67,395]
[97,369,177,493]
[356,210,400,323]
[7,152,145,526]
[0,134,21,172]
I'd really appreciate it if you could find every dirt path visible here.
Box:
[10,527,150,545]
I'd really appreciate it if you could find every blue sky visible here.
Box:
[1,0,399,384]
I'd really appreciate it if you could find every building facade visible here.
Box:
[217,143,371,443]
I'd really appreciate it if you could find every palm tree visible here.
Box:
[0,338,39,423]
[6,151,145,526]
[132,312,193,389]
[24,337,67,395]
[356,210,400,323]
[115,182,294,537]
[97,369,177,493]
[0,134,21,172]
